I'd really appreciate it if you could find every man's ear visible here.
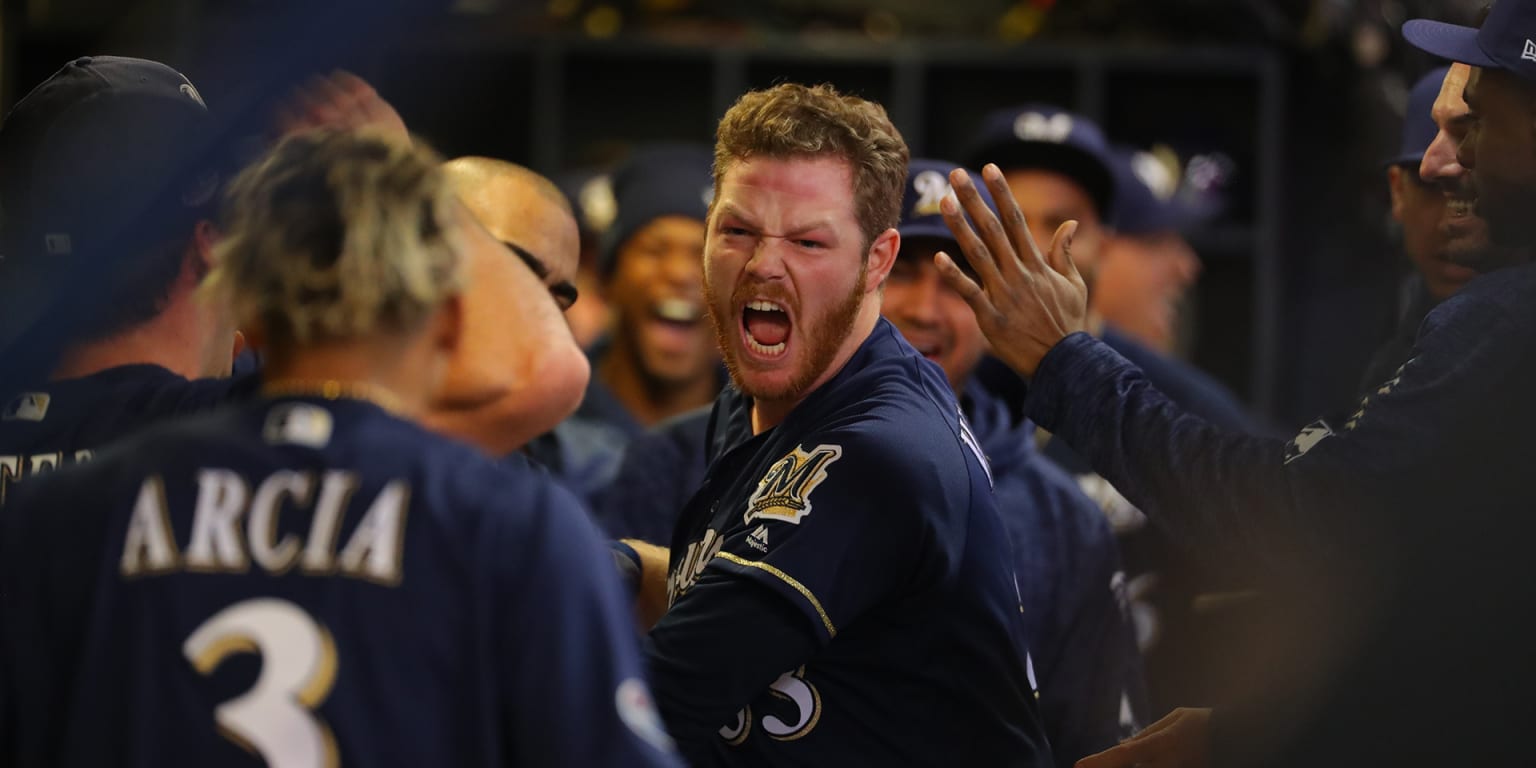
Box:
[865,228,901,293]
[1386,165,1407,223]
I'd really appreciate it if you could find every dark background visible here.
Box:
[0,0,1486,427]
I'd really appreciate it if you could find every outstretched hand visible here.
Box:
[275,71,410,145]
[1074,707,1212,768]
[935,163,1088,378]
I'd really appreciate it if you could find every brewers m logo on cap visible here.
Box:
[745,444,842,525]
[1013,111,1074,143]
[911,170,952,217]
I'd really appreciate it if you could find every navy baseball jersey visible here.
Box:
[0,364,255,508]
[648,319,1051,767]
[1024,262,1536,766]
[965,379,1147,767]
[0,395,681,768]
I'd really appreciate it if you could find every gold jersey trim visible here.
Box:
[716,551,836,638]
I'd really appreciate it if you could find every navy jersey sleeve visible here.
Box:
[646,573,821,764]
[702,431,935,644]
[1026,293,1528,577]
[489,478,682,768]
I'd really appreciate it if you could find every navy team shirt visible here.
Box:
[0,364,254,508]
[0,395,681,768]
[964,379,1148,767]
[1024,262,1536,766]
[648,318,1051,767]
[602,383,1145,768]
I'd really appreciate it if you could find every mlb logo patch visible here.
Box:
[263,403,334,448]
[2,393,50,422]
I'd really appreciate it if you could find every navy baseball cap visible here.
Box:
[1403,2,1536,80]
[554,166,617,236]
[599,143,714,278]
[963,104,1116,221]
[898,158,997,245]
[1390,66,1450,167]
[0,56,220,356]
[1111,147,1226,236]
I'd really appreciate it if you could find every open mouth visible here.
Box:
[741,299,790,357]
[1446,197,1476,219]
[652,298,703,329]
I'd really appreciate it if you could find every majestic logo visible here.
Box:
[1524,39,1536,63]
[746,524,769,552]
[911,170,951,217]
[1013,111,1074,143]
[2,393,49,422]
[745,444,842,525]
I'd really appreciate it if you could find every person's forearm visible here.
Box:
[623,539,673,629]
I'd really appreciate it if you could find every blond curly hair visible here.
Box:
[207,131,463,349]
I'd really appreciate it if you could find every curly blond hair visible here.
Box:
[207,131,463,349]
[713,83,909,247]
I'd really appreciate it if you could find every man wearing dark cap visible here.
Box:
[964,105,1257,437]
[935,4,1536,764]
[1097,147,1221,355]
[882,159,1147,768]
[968,107,1261,712]
[0,56,248,507]
[588,144,722,435]
[1355,66,1499,396]
[527,145,723,506]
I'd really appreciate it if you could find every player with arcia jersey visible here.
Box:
[0,133,679,768]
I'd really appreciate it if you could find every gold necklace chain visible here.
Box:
[261,379,406,415]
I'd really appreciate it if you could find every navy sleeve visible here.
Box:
[645,571,820,765]
[1027,299,1526,578]
[493,479,683,768]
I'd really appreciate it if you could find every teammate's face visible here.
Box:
[461,179,581,313]
[1388,164,1475,302]
[704,155,893,411]
[1094,231,1200,353]
[1416,63,1496,288]
[1003,168,1104,286]
[1461,67,1536,251]
[605,216,718,390]
[882,238,986,393]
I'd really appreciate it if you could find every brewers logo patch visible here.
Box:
[745,444,842,525]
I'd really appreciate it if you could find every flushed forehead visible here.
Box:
[714,155,859,228]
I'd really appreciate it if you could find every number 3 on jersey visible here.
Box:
[183,598,340,768]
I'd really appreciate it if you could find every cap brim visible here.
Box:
[897,225,960,245]
[1403,19,1498,68]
